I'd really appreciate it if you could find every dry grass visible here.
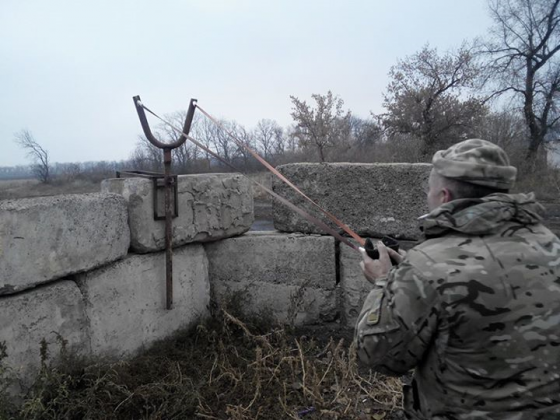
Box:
[1,308,403,420]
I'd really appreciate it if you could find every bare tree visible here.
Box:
[474,109,528,149]
[254,119,282,160]
[191,116,218,171]
[57,162,82,181]
[381,44,486,157]
[484,0,560,161]
[132,135,163,171]
[273,125,286,158]
[14,129,51,183]
[230,123,256,171]
[157,111,202,174]
[212,119,234,166]
[473,109,531,166]
[130,111,204,174]
[290,91,352,162]
[350,116,383,149]
[284,125,300,154]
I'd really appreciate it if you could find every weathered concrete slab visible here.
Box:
[0,280,91,389]
[102,173,253,253]
[76,245,210,357]
[339,238,417,328]
[273,163,431,240]
[205,232,337,325]
[0,194,129,295]
[214,281,337,326]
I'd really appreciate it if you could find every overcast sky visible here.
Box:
[1,0,492,167]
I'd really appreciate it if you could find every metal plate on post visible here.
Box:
[115,170,179,220]
[153,175,178,220]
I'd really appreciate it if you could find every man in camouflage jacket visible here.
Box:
[356,139,560,419]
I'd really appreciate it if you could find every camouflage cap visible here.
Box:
[432,139,517,190]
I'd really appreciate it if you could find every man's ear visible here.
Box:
[441,188,453,203]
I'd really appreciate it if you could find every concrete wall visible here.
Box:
[76,245,209,357]
[1,165,429,394]
[0,245,211,390]
[205,232,338,325]
[273,163,431,240]
[0,281,91,389]
[0,173,254,393]
[102,173,253,253]
[0,193,129,295]
[205,233,419,329]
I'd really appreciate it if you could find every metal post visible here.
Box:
[132,95,197,309]
[164,148,173,309]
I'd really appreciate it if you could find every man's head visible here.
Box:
[426,139,517,211]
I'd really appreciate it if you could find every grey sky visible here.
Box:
[1,0,491,166]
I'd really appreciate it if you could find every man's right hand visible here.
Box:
[387,245,406,264]
[359,242,406,284]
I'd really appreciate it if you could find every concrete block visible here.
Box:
[272,163,431,240]
[339,238,418,328]
[0,194,130,295]
[213,281,337,326]
[0,281,91,389]
[205,232,337,325]
[76,245,210,357]
[102,173,253,253]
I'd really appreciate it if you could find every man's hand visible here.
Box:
[359,241,406,284]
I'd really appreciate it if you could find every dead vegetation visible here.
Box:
[0,306,403,420]
[0,179,101,201]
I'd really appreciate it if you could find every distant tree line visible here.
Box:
[0,158,133,182]
[11,0,560,186]
[0,165,34,180]
[133,0,559,172]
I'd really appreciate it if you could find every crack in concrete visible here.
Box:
[72,275,94,356]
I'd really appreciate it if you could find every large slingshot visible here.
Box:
[130,95,197,310]
[130,96,387,310]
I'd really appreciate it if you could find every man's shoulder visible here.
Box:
[405,223,560,280]
[406,234,485,269]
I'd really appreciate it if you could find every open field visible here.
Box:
[0,178,102,201]
[0,174,273,202]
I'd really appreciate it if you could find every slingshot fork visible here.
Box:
[132,95,197,310]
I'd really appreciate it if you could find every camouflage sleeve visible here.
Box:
[355,260,441,376]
